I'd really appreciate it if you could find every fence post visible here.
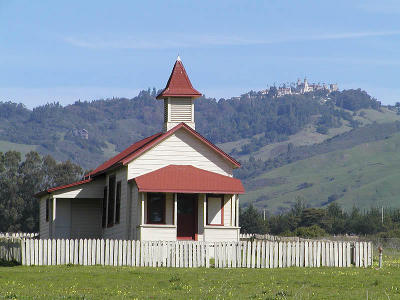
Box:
[287,242,292,267]
[363,242,368,268]
[21,239,26,265]
[359,242,364,267]
[117,240,122,266]
[333,242,338,267]
[265,241,270,268]
[61,239,65,265]
[256,241,261,268]
[30,239,35,266]
[304,242,309,267]
[316,241,321,267]
[189,242,193,268]
[246,241,251,268]
[196,243,200,268]
[308,241,313,267]
[312,241,317,267]
[205,242,209,268]
[131,240,136,267]
[367,242,372,267]
[174,242,179,268]
[38,239,43,266]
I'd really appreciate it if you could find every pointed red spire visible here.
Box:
[156,57,202,99]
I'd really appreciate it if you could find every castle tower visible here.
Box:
[156,56,202,131]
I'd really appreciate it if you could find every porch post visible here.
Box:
[236,194,239,227]
[203,194,207,227]
[141,192,145,225]
[174,193,177,225]
[51,197,57,238]
[231,194,235,227]
[52,197,57,221]
[203,194,207,241]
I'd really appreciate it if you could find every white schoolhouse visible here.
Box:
[36,57,245,242]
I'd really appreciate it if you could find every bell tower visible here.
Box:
[156,56,202,131]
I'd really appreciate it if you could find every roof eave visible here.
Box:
[137,188,245,194]
[90,163,123,178]
[34,190,49,198]
[156,93,202,100]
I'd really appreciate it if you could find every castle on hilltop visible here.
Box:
[261,78,338,98]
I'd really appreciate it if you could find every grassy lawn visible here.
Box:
[0,256,400,300]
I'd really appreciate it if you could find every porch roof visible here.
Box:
[133,165,245,194]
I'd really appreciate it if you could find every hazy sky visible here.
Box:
[0,0,400,108]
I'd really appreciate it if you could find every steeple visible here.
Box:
[157,57,202,131]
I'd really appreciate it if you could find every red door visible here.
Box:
[177,194,197,240]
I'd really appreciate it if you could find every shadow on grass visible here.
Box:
[0,259,21,267]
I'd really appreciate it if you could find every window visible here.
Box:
[207,195,224,226]
[147,193,165,224]
[107,175,116,227]
[102,187,107,228]
[45,198,50,222]
[115,182,121,224]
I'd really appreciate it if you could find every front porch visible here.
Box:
[133,165,244,242]
[138,192,240,242]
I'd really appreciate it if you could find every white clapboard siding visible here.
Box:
[127,128,233,179]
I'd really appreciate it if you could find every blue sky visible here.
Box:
[0,0,400,108]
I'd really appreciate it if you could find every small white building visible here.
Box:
[35,57,245,242]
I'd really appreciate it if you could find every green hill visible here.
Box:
[217,107,400,161]
[2,87,400,213]
[242,130,400,213]
[0,88,378,169]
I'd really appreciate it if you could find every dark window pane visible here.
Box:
[115,182,121,224]
[107,176,116,226]
[102,187,107,228]
[46,198,49,222]
[147,193,165,224]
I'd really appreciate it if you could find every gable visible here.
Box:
[127,128,233,180]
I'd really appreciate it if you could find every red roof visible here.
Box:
[34,178,92,197]
[134,165,245,194]
[35,123,240,197]
[87,132,163,177]
[156,57,202,99]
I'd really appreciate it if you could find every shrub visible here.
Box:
[294,225,327,238]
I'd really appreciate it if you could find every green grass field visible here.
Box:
[0,257,399,300]
[242,131,400,213]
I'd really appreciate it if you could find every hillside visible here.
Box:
[218,107,400,161]
[242,127,400,213]
[2,87,400,213]
[0,88,378,169]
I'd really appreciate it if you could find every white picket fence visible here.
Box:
[0,239,374,268]
[0,238,22,263]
